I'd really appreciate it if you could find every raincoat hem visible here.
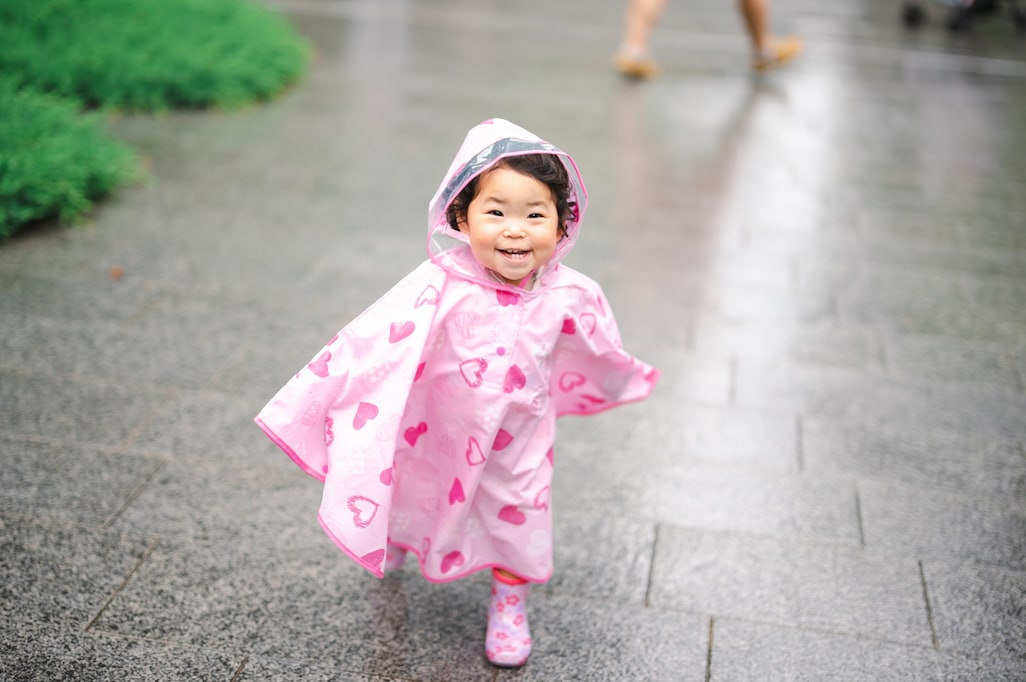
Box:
[254,417,326,482]
[386,539,553,585]
[318,513,385,578]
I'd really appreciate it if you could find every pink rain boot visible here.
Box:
[485,569,532,667]
[384,542,407,573]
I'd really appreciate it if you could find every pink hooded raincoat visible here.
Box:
[255,118,658,583]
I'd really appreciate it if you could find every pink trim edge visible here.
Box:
[253,417,326,483]
[379,537,551,585]
[318,514,385,579]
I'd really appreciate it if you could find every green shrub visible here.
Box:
[0,0,310,110]
[0,81,139,238]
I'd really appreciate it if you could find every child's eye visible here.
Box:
[528,213,544,219]
[488,210,504,217]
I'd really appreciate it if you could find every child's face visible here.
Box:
[458,165,562,287]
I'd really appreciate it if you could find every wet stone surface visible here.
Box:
[1,0,1024,678]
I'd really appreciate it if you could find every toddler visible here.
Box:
[256,118,658,667]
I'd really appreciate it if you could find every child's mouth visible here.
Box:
[499,248,530,262]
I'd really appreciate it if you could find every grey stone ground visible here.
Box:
[2,0,1025,679]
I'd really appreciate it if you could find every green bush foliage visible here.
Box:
[0,81,140,238]
[0,0,309,238]
[0,0,310,110]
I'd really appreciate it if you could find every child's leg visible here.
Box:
[485,568,532,667]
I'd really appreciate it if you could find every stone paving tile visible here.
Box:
[121,389,268,463]
[804,417,1024,498]
[241,538,703,680]
[710,617,1024,681]
[733,361,878,417]
[547,509,656,605]
[691,318,882,370]
[969,212,1026,244]
[0,311,231,393]
[0,263,164,324]
[838,266,1023,342]
[550,446,663,524]
[649,527,932,647]
[924,560,1026,664]
[0,369,170,451]
[0,615,241,682]
[238,656,397,682]
[859,478,1026,570]
[624,246,796,297]
[89,538,275,652]
[207,312,358,398]
[635,349,733,407]
[881,333,1023,391]
[691,279,836,328]
[554,407,858,547]
[556,388,798,464]
[735,363,1026,440]
[848,207,967,249]
[209,342,327,399]
[620,401,800,472]
[962,274,1026,320]
[500,594,708,681]
[108,449,328,554]
[29,193,341,311]
[859,235,1026,281]
[596,293,695,363]
[0,435,165,527]
[247,560,498,680]
[0,514,154,628]
[792,252,864,306]
[608,463,861,546]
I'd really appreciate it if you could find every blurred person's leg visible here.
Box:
[614,0,802,77]
[614,0,667,79]
[740,0,803,71]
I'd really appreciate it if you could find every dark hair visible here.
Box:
[446,153,576,238]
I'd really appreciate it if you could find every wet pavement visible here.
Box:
[2,0,1025,679]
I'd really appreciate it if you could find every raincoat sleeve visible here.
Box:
[254,260,446,576]
[550,275,659,416]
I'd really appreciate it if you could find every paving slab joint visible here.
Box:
[644,523,661,608]
[84,538,161,632]
[705,616,715,682]
[917,560,939,650]
[229,656,249,682]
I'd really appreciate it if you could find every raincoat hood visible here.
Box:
[427,118,588,290]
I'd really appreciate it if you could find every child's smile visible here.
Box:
[459,166,561,287]
[500,248,529,263]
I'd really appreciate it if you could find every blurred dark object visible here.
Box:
[901,0,1026,32]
